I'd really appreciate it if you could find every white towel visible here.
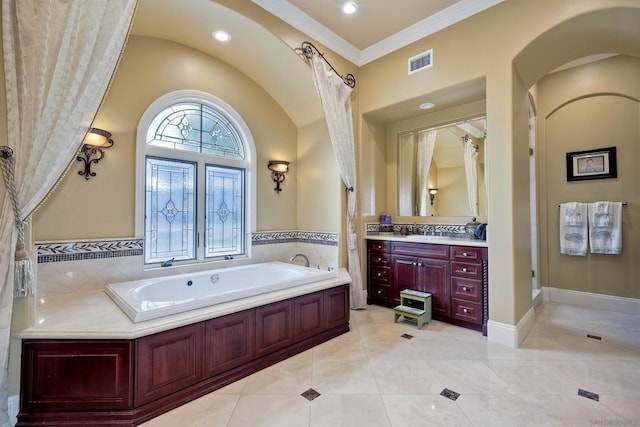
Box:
[588,202,622,254]
[559,202,588,256]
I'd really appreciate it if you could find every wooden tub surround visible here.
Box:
[14,272,351,426]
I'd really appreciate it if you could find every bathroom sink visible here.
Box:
[405,235,452,241]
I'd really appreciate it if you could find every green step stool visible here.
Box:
[393,289,432,329]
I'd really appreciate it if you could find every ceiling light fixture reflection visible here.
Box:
[419,102,436,110]
[342,1,358,14]
[212,30,230,42]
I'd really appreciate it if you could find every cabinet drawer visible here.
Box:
[369,252,391,266]
[451,299,482,324]
[392,242,449,259]
[368,240,390,252]
[451,261,482,280]
[370,283,392,301]
[370,265,390,282]
[450,246,483,262]
[451,277,482,302]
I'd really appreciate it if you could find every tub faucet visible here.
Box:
[160,257,175,267]
[290,253,310,267]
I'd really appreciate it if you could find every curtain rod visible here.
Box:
[301,41,356,88]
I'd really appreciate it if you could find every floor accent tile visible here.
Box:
[440,388,460,401]
[301,388,321,401]
[401,333,414,339]
[578,388,600,401]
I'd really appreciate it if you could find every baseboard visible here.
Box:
[487,306,536,348]
[8,395,19,427]
[543,287,640,315]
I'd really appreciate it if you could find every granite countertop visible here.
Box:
[12,268,352,340]
[366,233,488,248]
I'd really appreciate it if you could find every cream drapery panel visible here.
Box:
[463,135,479,217]
[309,54,366,310]
[0,1,137,425]
[416,130,437,216]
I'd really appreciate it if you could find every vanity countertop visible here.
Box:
[12,268,351,340]
[366,234,488,248]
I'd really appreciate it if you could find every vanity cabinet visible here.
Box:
[367,239,488,333]
[18,284,349,426]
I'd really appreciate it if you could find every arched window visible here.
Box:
[136,91,256,265]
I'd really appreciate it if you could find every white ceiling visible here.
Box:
[250,0,503,65]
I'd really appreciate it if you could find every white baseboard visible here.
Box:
[8,395,19,427]
[543,287,640,315]
[487,305,536,348]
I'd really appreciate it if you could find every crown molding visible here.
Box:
[251,0,503,66]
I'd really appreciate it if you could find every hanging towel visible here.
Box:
[588,202,622,254]
[559,202,588,256]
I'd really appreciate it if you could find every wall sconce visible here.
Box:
[267,160,289,193]
[428,188,438,205]
[77,128,114,180]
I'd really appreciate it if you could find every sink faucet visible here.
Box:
[160,257,175,267]
[290,253,310,267]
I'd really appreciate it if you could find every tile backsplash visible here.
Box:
[35,231,339,296]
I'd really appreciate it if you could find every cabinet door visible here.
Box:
[325,285,349,329]
[294,291,325,342]
[418,257,450,316]
[135,323,204,406]
[392,255,418,304]
[21,340,133,411]
[204,310,255,377]
[255,300,294,358]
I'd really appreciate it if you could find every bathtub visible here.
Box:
[104,261,337,323]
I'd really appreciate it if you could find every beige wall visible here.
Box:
[536,55,640,298]
[357,1,640,325]
[32,35,301,240]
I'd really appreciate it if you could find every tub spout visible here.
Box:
[160,257,175,267]
[290,253,310,267]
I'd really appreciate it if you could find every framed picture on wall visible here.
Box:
[566,146,617,181]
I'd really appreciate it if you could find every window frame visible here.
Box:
[136,90,256,267]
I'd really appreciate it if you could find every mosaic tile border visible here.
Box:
[36,239,143,264]
[366,222,468,237]
[36,231,339,263]
[252,231,339,246]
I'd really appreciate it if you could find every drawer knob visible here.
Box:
[377,290,382,295]
[376,257,382,262]
[417,262,422,267]
[412,262,417,266]
[462,286,468,291]
[463,308,469,313]
[462,252,468,257]
[462,267,468,272]
[377,272,382,277]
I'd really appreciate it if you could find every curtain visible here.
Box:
[463,135,479,217]
[0,1,137,425]
[416,130,437,216]
[308,54,366,310]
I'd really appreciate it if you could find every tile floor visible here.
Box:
[141,302,640,426]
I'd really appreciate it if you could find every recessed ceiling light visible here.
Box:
[419,102,436,110]
[212,30,230,42]
[342,2,358,14]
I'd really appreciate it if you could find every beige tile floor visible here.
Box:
[141,302,640,426]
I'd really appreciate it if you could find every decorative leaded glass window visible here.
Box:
[146,103,245,159]
[141,96,251,265]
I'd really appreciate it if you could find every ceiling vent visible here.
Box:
[408,49,433,75]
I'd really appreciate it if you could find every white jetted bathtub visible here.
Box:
[105,261,337,323]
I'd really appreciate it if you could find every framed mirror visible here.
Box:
[397,117,486,217]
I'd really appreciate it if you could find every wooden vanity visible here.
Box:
[367,237,488,334]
